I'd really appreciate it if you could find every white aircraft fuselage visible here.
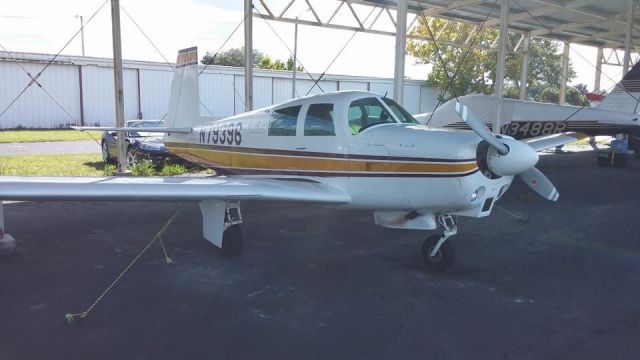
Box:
[0,47,582,271]
[164,91,512,217]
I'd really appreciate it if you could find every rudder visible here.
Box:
[166,46,200,129]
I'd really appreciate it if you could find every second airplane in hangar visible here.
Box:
[0,47,584,271]
[415,61,640,140]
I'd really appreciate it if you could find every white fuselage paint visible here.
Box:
[165,91,513,216]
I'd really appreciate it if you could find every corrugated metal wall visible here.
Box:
[0,53,440,129]
[0,62,81,128]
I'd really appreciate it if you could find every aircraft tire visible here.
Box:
[219,225,243,258]
[422,234,454,272]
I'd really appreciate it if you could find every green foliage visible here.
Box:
[539,87,559,104]
[201,47,263,67]
[0,153,104,176]
[201,47,303,71]
[159,163,188,176]
[565,87,589,106]
[102,163,117,176]
[286,56,304,72]
[0,129,102,143]
[131,159,156,177]
[503,85,520,99]
[407,18,578,103]
[573,83,589,94]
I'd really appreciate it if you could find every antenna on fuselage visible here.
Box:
[383,91,388,99]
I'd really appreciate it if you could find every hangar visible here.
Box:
[1,2,640,357]
[251,0,640,131]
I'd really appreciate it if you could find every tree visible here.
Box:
[573,83,589,94]
[201,47,265,67]
[407,18,578,104]
[201,47,303,72]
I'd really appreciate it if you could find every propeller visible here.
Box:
[454,102,559,201]
[455,102,509,155]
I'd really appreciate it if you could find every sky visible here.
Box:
[0,0,635,93]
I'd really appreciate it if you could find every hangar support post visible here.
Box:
[519,33,530,100]
[559,41,570,105]
[622,0,635,75]
[0,202,16,254]
[245,0,254,111]
[493,0,509,134]
[110,0,128,174]
[595,46,603,92]
[393,0,408,104]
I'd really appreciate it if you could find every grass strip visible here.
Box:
[0,130,103,143]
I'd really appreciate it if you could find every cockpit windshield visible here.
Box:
[381,98,418,124]
[347,97,396,134]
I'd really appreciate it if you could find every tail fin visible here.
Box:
[598,61,640,114]
[166,46,200,128]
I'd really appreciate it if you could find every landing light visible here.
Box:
[471,187,484,202]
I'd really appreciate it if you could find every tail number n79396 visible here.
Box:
[501,121,567,137]
[199,123,242,145]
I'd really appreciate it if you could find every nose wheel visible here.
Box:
[422,235,455,272]
[422,213,457,272]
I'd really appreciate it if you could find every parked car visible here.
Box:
[101,120,181,167]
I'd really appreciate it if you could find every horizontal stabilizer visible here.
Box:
[524,132,587,152]
[71,126,192,134]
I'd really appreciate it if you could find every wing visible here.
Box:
[0,176,350,248]
[71,126,192,134]
[0,176,350,204]
[524,132,587,152]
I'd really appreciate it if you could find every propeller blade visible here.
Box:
[518,167,559,201]
[454,102,509,155]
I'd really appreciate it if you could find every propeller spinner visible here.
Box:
[454,102,559,202]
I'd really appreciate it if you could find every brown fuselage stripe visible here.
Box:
[210,167,479,178]
[166,144,479,176]
[165,142,477,163]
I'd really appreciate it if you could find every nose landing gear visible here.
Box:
[422,213,457,272]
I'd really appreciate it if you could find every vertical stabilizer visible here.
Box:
[598,61,640,114]
[166,47,200,128]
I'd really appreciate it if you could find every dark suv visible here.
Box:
[101,120,181,166]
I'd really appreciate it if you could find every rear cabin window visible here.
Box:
[268,105,301,136]
[347,97,395,134]
[304,104,335,136]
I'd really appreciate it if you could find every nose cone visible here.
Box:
[487,138,539,176]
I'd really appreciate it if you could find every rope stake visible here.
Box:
[65,203,185,323]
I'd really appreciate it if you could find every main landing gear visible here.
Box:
[422,213,457,272]
[220,202,243,258]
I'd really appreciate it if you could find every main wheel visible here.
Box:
[219,225,243,258]
[422,234,454,272]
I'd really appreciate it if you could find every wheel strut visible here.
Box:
[430,213,457,257]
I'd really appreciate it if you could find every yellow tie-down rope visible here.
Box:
[65,203,185,323]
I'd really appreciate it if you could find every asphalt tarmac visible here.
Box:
[0,140,99,155]
[1,150,639,359]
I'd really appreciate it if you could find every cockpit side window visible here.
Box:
[304,103,335,136]
[382,98,418,124]
[268,105,301,136]
[347,97,395,134]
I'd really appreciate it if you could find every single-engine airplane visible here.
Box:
[0,47,586,271]
[415,61,640,140]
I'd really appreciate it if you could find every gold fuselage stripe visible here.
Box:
[166,144,478,174]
